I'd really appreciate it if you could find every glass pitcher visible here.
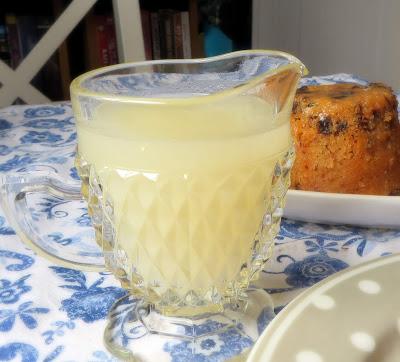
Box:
[0,50,306,361]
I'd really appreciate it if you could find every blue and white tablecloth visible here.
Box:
[0,74,400,362]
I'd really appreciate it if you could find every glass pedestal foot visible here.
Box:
[104,289,275,361]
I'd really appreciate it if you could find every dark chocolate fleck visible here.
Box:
[356,105,376,131]
[384,115,397,129]
[372,109,381,121]
[358,117,376,131]
[317,116,333,135]
[335,120,348,135]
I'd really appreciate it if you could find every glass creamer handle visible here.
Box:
[0,172,105,271]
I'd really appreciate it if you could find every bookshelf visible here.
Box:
[0,0,252,107]
[0,0,144,107]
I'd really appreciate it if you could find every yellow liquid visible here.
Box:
[76,95,291,294]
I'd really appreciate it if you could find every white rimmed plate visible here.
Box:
[248,253,400,362]
[284,190,400,228]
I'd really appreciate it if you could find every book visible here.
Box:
[173,12,183,59]
[13,15,62,100]
[85,14,118,70]
[53,0,71,100]
[0,24,10,66]
[85,14,100,69]
[150,12,161,60]
[180,12,191,59]
[188,0,203,58]
[163,10,175,59]
[5,14,22,69]
[157,10,168,59]
[140,9,153,60]
[97,17,111,66]
[36,17,63,100]
[104,16,118,65]
[16,16,37,59]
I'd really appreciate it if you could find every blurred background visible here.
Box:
[253,0,400,90]
[0,0,399,106]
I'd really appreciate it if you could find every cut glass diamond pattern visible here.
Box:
[76,145,294,312]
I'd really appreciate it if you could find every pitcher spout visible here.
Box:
[232,50,308,114]
[71,49,307,107]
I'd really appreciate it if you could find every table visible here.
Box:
[1,75,400,361]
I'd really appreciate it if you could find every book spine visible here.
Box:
[158,10,167,59]
[53,0,71,100]
[173,12,183,59]
[181,12,191,59]
[141,9,153,60]
[85,13,100,69]
[35,16,62,100]
[35,16,51,38]
[0,23,11,65]
[5,14,21,68]
[150,12,161,60]
[17,16,37,57]
[164,10,175,58]
[188,0,203,58]
[96,16,110,66]
[105,16,118,65]
[17,16,45,94]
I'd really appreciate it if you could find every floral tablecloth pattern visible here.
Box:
[0,74,400,361]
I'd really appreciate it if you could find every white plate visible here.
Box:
[248,253,400,362]
[284,190,400,228]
